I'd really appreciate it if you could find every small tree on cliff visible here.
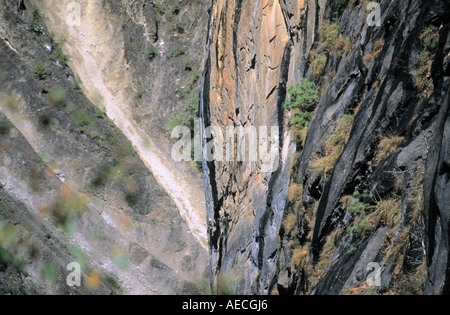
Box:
[285,79,319,129]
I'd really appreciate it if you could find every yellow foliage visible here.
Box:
[376,135,404,164]
[292,247,309,268]
[311,114,354,176]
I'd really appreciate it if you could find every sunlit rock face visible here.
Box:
[202,0,450,295]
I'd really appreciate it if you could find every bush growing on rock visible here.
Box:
[171,4,181,15]
[28,6,42,35]
[285,79,319,129]
[48,86,67,107]
[34,61,48,80]
[147,44,158,60]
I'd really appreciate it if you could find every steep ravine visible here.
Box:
[33,0,208,249]
[0,0,209,294]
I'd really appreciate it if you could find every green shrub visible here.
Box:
[51,39,70,66]
[153,3,166,15]
[164,113,187,132]
[285,79,319,128]
[184,59,193,71]
[147,44,158,60]
[72,76,83,94]
[91,132,105,144]
[72,109,91,129]
[48,86,67,107]
[0,122,10,136]
[28,6,42,35]
[134,83,145,107]
[90,164,117,188]
[285,79,319,112]
[347,219,373,238]
[176,67,200,99]
[186,90,199,112]
[171,4,181,15]
[347,198,367,216]
[336,0,349,18]
[0,247,25,271]
[169,45,185,58]
[34,61,48,80]
[171,20,185,34]
[42,261,60,283]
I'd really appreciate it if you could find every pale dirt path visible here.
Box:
[37,0,208,250]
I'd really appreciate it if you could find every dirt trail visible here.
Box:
[37,0,208,249]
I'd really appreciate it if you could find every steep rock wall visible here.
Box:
[202,0,450,295]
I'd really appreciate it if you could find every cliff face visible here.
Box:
[1,0,449,296]
[202,0,296,294]
[202,0,450,295]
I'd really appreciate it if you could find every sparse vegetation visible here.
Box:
[376,135,404,164]
[167,66,201,137]
[292,246,309,268]
[287,183,303,205]
[414,25,439,96]
[386,262,427,295]
[170,20,185,34]
[308,20,351,81]
[28,6,42,35]
[133,83,145,107]
[43,184,88,232]
[48,86,67,107]
[72,109,92,130]
[0,121,10,136]
[50,37,70,66]
[153,3,166,15]
[345,191,402,239]
[309,50,327,81]
[283,213,298,235]
[311,114,354,176]
[90,164,114,188]
[419,26,440,52]
[147,44,158,60]
[171,4,182,15]
[336,0,349,18]
[363,39,384,68]
[169,45,185,58]
[317,21,340,54]
[72,76,83,94]
[184,59,194,71]
[34,61,48,80]
[91,131,105,144]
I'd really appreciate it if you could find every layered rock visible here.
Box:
[202,0,450,295]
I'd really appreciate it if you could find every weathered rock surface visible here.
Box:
[202,0,450,295]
